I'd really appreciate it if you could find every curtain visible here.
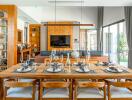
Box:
[97,7,104,51]
[124,7,132,68]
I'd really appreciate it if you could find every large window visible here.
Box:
[80,29,97,51]
[103,21,128,66]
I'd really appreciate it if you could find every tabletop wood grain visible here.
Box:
[0,63,132,79]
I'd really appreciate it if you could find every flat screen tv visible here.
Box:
[50,35,70,47]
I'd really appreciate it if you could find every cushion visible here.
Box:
[43,88,69,98]
[7,87,33,98]
[90,51,103,56]
[77,88,104,98]
[40,51,51,56]
[60,51,72,56]
[110,86,132,98]
[81,51,103,56]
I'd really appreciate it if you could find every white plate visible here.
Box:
[46,68,62,73]
[75,68,90,73]
[106,68,123,73]
[73,63,86,66]
[50,63,62,66]
[16,67,33,73]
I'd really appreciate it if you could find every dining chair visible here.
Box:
[107,80,132,100]
[39,80,72,100]
[4,79,37,100]
[74,80,106,100]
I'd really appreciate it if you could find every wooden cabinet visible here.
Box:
[29,24,40,54]
[0,5,17,67]
[48,22,73,51]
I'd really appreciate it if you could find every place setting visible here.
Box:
[13,60,38,73]
[72,61,95,74]
[44,61,65,73]
[103,65,129,73]
[95,60,115,67]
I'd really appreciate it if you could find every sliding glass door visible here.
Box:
[109,24,118,63]
[103,21,128,66]
[118,22,128,66]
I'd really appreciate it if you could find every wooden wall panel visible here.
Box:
[0,5,17,67]
[48,22,73,51]
[29,24,41,53]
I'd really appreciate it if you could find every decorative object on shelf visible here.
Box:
[31,28,37,37]
[0,10,8,66]
[32,44,38,58]
[29,24,40,54]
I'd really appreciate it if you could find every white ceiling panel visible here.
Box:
[0,0,132,6]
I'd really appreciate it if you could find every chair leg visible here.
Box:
[104,85,106,100]
[39,82,43,100]
[108,84,111,100]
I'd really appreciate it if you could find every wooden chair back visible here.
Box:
[4,81,36,100]
[108,81,132,88]
[41,81,70,88]
[40,81,72,100]
[77,81,105,88]
[74,80,106,100]
[107,81,132,100]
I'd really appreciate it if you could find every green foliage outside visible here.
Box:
[118,32,128,63]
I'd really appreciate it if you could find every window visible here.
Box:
[87,30,97,51]
[79,29,97,51]
[103,27,109,55]
[80,30,86,50]
[109,24,118,63]
[103,21,128,66]
[118,22,128,66]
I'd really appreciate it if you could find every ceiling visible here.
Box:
[0,0,132,6]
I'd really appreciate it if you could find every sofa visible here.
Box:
[34,50,104,63]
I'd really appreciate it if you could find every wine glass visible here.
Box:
[20,55,23,63]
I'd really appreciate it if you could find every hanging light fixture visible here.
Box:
[80,0,83,24]
[55,0,56,24]
[44,0,95,26]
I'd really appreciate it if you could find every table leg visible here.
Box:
[0,78,4,100]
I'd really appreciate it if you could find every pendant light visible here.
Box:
[44,0,94,26]
[80,0,83,24]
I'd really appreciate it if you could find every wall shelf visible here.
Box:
[0,10,8,67]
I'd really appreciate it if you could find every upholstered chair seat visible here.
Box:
[74,81,106,100]
[77,88,104,98]
[43,88,69,98]
[110,86,132,98]
[40,81,72,100]
[4,80,37,100]
[7,87,33,98]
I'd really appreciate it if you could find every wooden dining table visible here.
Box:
[0,63,132,100]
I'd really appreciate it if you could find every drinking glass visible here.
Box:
[20,55,23,63]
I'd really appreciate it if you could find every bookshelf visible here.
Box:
[0,10,8,70]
